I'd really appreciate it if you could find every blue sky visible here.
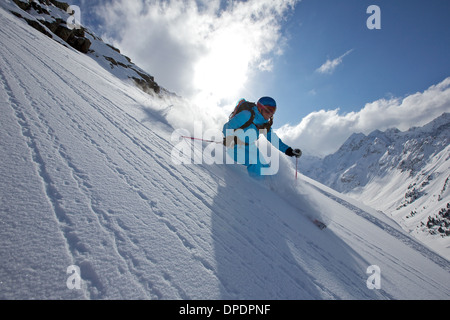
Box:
[69,0,450,156]
[251,0,450,125]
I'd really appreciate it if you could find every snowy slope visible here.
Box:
[0,4,449,300]
[302,113,450,257]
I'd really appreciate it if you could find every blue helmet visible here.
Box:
[257,96,276,108]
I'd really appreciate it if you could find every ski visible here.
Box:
[311,218,327,230]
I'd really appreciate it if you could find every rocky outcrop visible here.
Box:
[12,0,91,53]
[131,70,161,95]
[9,0,162,95]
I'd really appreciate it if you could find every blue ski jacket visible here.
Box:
[222,104,291,176]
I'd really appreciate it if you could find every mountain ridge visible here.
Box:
[8,0,167,96]
[302,113,450,251]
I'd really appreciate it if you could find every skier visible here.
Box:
[223,97,302,178]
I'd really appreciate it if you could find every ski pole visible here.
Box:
[181,136,223,144]
[295,157,298,180]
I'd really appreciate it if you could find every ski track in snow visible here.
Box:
[0,46,113,299]
[306,182,450,272]
[1,51,87,298]
[1,15,224,299]
[1,6,449,299]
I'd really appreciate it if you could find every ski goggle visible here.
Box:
[257,103,276,116]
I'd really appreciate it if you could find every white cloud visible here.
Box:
[96,0,298,109]
[276,77,450,157]
[89,2,450,160]
[316,49,353,75]
[308,89,317,96]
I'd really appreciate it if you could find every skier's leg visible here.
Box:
[246,145,270,179]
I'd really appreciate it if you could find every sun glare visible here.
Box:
[193,29,251,106]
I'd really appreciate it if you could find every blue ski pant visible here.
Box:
[226,143,270,178]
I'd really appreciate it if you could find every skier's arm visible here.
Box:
[266,128,302,157]
[265,128,290,153]
[222,110,252,136]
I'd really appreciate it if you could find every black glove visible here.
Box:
[285,147,302,158]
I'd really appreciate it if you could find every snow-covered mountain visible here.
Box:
[302,113,450,254]
[1,1,449,300]
[8,0,166,96]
